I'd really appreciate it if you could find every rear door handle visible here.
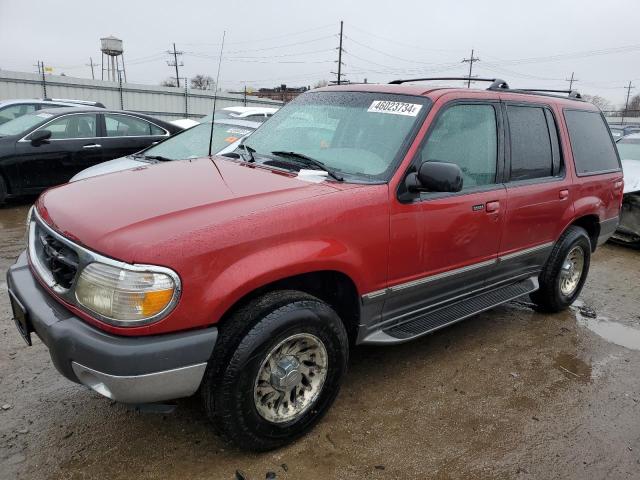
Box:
[559,189,569,200]
[486,201,500,213]
[82,144,101,149]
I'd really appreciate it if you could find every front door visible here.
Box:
[384,101,506,325]
[15,113,102,190]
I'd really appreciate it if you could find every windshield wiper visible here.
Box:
[237,143,256,162]
[138,154,172,162]
[270,151,343,181]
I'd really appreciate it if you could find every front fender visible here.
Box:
[203,239,367,324]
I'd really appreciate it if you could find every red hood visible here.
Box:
[37,157,343,263]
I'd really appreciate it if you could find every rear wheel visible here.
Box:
[201,290,349,451]
[531,226,591,312]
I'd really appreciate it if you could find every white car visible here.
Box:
[70,118,261,182]
[0,98,105,125]
[612,134,640,246]
[169,106,278,129]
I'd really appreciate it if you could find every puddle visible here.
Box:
[554,353,592,382]
[577,315,640,351]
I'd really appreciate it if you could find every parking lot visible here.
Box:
[0,200,638,480]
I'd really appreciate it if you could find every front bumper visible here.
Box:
[6,251,217,404]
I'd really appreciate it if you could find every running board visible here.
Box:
[361,277,538,345]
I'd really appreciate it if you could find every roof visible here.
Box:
[315,82,599,110]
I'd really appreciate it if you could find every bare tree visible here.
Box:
[314,79,329,89]
[623,94,640,117]
[190,74,214,90]
[582,94,612,111]
[160,77,178,87]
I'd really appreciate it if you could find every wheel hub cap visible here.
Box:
[560,246,585,296]
[254,333,328,424]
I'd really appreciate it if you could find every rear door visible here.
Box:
[14,113,102,189]
[99,113,169,160]
[491,101,574,285]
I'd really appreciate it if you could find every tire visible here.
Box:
[531,226,591,313]
[0,176,6,205]
[201,290,349,451]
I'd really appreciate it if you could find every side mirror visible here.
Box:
[28,129,52,146]
[406,161,463,193]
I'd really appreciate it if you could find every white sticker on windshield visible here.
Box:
[367,100,422,117]
[36,113,53,119]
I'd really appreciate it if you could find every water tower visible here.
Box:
[100,36,127,82]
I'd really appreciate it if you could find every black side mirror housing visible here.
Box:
[28,129,52,146]
[406,161,463,193]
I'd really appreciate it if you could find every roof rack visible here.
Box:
[389,77,509,90]
[387,77,583,100]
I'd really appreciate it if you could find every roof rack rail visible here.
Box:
[388,77,509,89]
[512,88,582,99]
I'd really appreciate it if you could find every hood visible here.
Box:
[70,156,145,182]
[38,157,342,263]
[622,159,640,194]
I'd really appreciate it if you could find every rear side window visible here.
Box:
[564,110,620,175]
[507,105,554,180]
[105,114,166,137]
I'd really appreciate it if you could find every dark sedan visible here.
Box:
[0,107,181,203]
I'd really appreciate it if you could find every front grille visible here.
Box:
[30,219,80,291]
[37,228,79,289]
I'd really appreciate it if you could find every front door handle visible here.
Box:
[559,189,569,200]
[82,144,101,149]
[486,201,500,213]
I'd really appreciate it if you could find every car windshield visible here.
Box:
[140,122,255,160]
[616,140,640,161]
[243,91,430,181]
[0,111,52,136]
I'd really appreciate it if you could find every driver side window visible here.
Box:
[420,104,497,189]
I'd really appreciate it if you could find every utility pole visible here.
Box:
[622,81,635,125]
[462,49,480,88]
[565,72,578,91]
[167,43,184,87]
[330,21,346,85]
[40,61,47,98]
[33,62,42,75]
[243,85,247,106]
[86,57,98,80]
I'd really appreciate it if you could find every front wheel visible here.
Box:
[531,226,591,312]
[201,290,349,451]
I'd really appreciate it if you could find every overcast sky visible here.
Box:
[1,0,639,106]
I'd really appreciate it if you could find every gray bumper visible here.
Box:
[6,251,217,404]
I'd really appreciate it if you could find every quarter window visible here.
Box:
[105,114,165,137]
[564,110,620,175]
[420,104,498,188]
[507,105,554,181]
[42,114,97,139]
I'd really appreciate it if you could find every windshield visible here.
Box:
[617,140,640,161]
[141,122,255,160]
[0,111,52,136]
[242,91,429,181]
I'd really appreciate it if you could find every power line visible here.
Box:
[183,24,335,47]
[462,49,480,88]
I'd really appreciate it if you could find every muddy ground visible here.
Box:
[1,200,639,480]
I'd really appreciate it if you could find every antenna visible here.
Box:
[208,30,226,157]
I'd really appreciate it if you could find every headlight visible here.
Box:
[75,263,178,326]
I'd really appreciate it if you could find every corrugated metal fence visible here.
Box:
[0,70,282,121]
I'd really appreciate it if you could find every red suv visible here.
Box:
[7,78,623,450]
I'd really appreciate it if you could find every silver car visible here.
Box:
[70,119,260,182]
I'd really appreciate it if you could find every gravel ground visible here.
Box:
[1,200,639,480]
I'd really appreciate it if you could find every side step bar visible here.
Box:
[361,277,538,345]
